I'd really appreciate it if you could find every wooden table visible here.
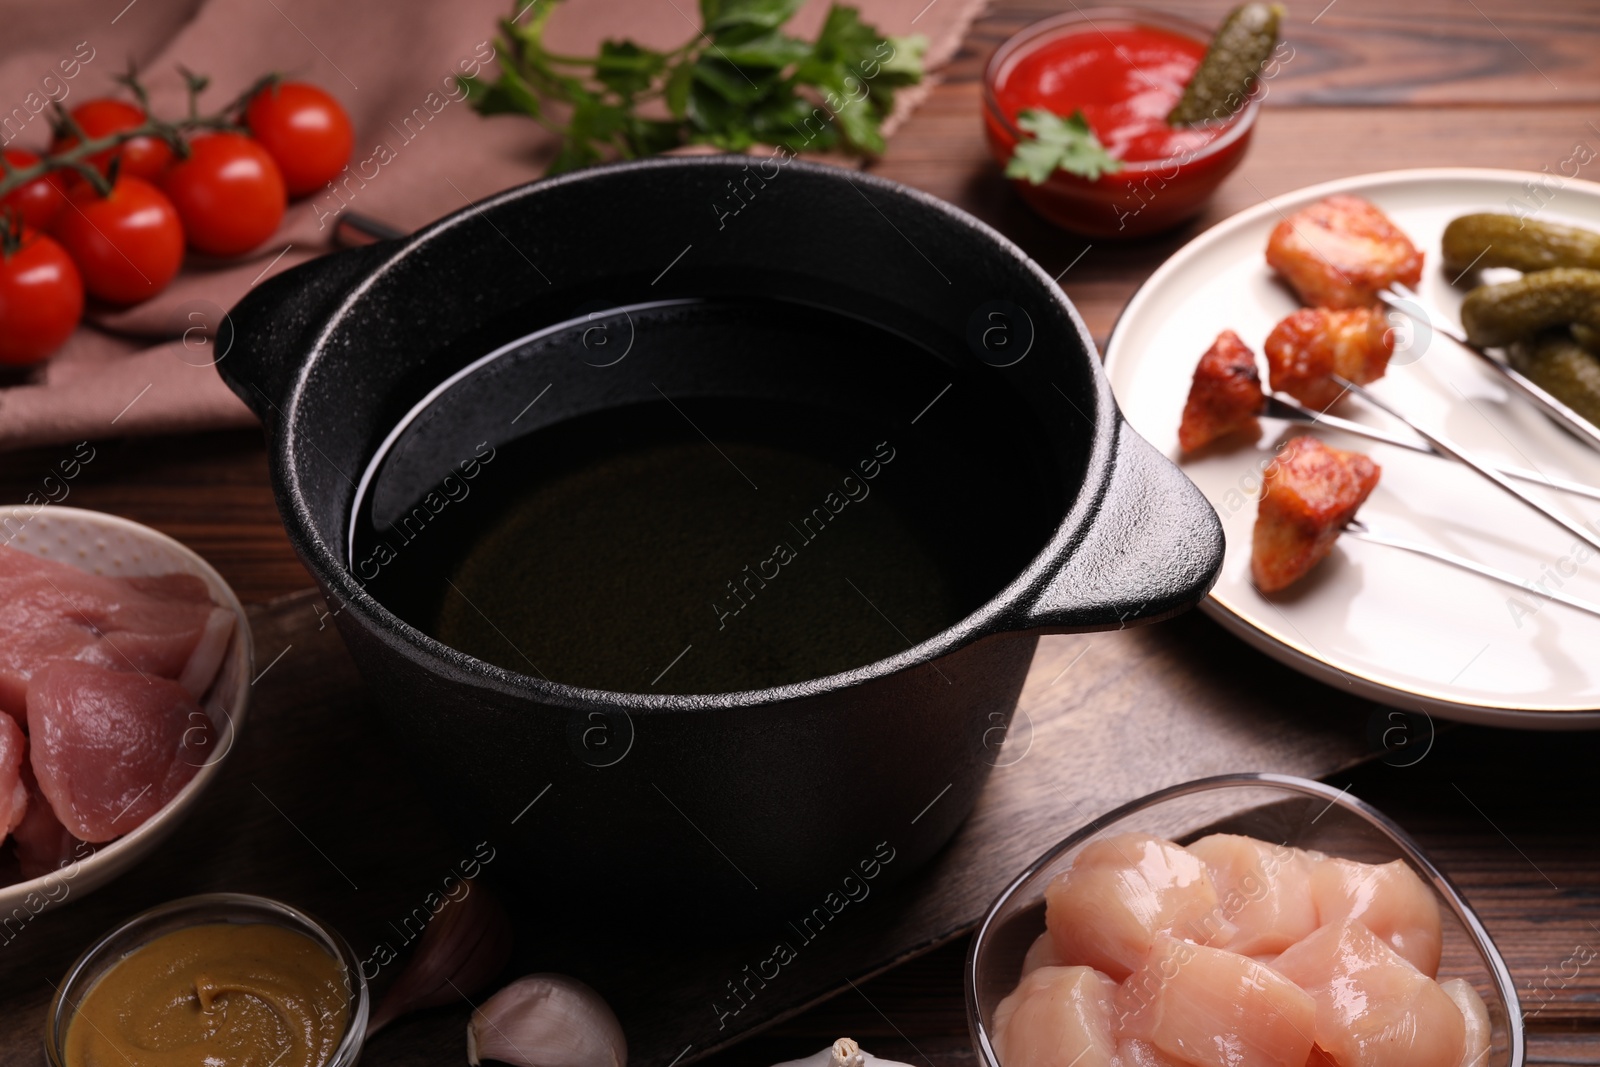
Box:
[6,0,1600,1063]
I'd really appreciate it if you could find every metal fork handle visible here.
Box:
[1380,282,1600,456]
[1264,394,1600,503]
[1336,376,1600,555]
[1344,519,1600,621]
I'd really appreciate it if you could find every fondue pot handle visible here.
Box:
[220,240,396,422]
[1022,420,1224,632]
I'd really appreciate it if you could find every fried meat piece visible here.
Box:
[1179,330,1266,452]
[1266,195,1423,308]
[1251,436,1381,593]
[1264,307,1395,409]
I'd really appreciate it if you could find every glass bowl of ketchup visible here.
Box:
[983,6,1261,238]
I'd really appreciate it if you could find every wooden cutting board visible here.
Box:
[0,591,1377,1065]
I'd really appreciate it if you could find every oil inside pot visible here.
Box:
[351,297,1060,694]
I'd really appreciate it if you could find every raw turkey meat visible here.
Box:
[10,761,84,880]
[0,545,233,722]
[0,712,25,838]
[0,588,99,722]
[27,661,212,842]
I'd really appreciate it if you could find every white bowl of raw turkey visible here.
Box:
[0,505,252,914]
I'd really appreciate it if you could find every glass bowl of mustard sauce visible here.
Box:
[46,893,369,1067]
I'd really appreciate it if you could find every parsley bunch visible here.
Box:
[465,0,925,174]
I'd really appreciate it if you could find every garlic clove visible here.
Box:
[771,1038,917,1067]
[467,973,627,1067]
[366,878,513,1038]
[834,1039,865,1067]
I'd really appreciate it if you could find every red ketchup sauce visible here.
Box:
[983,17,1257,237]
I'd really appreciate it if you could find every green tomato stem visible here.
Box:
[0,71,270,203]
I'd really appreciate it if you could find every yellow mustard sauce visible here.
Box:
[65,922,349,1067]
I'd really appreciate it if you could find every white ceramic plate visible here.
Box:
[0,505,253,912]
[1104,168,1600,728]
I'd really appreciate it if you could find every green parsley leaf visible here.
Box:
[703,0,807,39]
[716,31,811,69]
[459,69,541,118]
[1005,108,1123,184]
[469,0,923,174]
[595,41,667,97]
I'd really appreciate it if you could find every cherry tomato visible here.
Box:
[245,82,353,197]
[53,175,184,305]
[52,99,173,182]
[0,229,84,365]
[160,133,286,257]
[1,150,68,230]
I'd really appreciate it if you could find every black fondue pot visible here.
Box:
[221,157,1222,920]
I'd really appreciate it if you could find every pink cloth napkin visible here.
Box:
[0,0,985,450]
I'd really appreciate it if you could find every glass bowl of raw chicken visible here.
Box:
[967,773,1522,1067]
[0,505,252,915]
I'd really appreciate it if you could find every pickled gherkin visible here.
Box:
[1459,268,1600,348]
[1167,4,1283,126]
[1508,330,1600,428]
[1442,214,1600,276]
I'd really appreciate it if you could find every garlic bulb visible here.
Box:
[771,1038,916,1067]
[467,973,627,1067]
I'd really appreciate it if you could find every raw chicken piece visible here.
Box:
[1438,979,1491,1067]
[1045,832,1228,980]
[1117,936,1317,1067]
[1251,437,1381,593]
[0,712,26,838]
[1119,1039,1186,1067]
[27,661,211,843]
[1272,921,1464,1067]
[11,762,84,880]
[1179,330,1266,452]
[993,966,1120,1067]
[1188,834,1322,956]
[1311,857,1442,976]
[1264,308,1395,410]
[1305,1050,1340,1066]
[1265,195,1424,309]
[1022,931,1064,977]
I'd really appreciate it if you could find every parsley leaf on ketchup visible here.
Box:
[1005,108,1123,184]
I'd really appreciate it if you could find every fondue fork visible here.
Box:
[1334,376,1600,556]
[1263,393,1600,503]
[1378,281,1600,456]
[1343,518,1600,621]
